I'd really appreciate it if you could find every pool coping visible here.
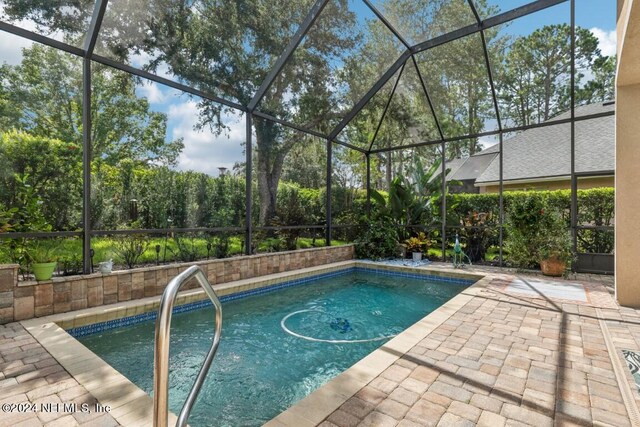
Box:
[20,260,486,427]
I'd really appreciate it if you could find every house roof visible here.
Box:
[474,102,614,185]
[430,149,498,184]
[428,157,467,183]
[449,152,498,181]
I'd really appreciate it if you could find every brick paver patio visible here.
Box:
[321,269,640,427]
[1,265,638,427]
[0,323,120,427]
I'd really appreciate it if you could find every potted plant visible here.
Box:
[405,232,429,262]
[27,241,58,281]
[506,195,573,276]
[537,223,573,277]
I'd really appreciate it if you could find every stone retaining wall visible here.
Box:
[0,245,354,324]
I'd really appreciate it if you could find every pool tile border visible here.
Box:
[66,264,475,338]
[66,268,351,337]
[20,260,484,427]
[354,266,477,285]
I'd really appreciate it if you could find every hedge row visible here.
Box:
[441,188,614,226]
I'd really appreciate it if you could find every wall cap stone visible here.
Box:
[0,264,19,269]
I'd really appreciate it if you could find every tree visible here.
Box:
[497,25,605,126]
[346,0,504,166]
[0,131,81,230]
[66,0,357,225]
[577,55,616,104]
[0,44,183,167]
[280,136,327,189]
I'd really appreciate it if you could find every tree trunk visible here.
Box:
[386,151,392,191]
[254,121,289,226]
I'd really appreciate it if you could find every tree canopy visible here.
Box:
[0,0,617,231]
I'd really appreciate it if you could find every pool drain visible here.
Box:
[280,309,397,344]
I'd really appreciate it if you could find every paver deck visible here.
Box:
[0,263,637,427]
[0,323,120,427]
[320,268,639,427]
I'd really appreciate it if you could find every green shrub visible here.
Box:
[354,220,398,260]
[261,237,285,252]
[274,184,308,249]
[208,233,231,258]
[169,234,202,262]
[504,194,572,269]
[112,234,150,268]
[443,187,614,262]
[504,195,547,268]
[59,254,83,276]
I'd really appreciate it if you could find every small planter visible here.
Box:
[32,262,56,281]
[98,260,113,274]
[540,257,566,277]
[412,252,423,262]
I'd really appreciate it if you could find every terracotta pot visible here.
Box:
[540,257,566,277]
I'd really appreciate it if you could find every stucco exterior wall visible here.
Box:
[477,176,614,194]
[616,0,640,306]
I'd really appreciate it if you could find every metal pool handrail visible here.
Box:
[153,265,222,427]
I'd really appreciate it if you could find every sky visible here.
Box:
[0,0,617,175]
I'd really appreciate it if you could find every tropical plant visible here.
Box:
[459,212,494,263]
[371,158,449,241]
[405,232,429,253]
[26,239,58,264]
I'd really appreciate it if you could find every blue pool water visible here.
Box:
[79,269,469,426]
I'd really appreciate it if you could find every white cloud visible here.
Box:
[137,81,166,103]
[0,31,31,65]
[0,20,36,65]
[168,100,245,176]
[130,50,174,80]
[590,27,617,57]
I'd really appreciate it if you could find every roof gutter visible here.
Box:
[475,173,614,187]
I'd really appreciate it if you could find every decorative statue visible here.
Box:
[452,234,472,268]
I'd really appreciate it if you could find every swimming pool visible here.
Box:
[77,268,470,426]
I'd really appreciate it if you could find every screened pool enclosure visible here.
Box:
[0,0,616,274]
